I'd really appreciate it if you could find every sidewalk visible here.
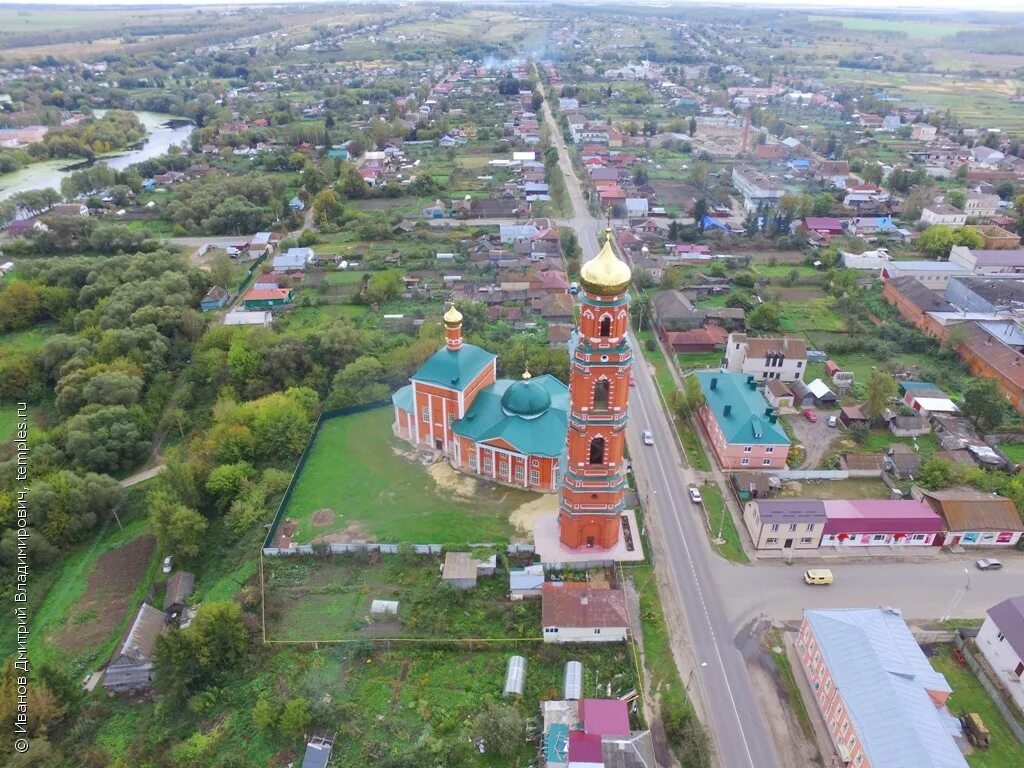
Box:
[754,544,1001,564]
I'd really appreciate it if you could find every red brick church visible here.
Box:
[392,231,633,550]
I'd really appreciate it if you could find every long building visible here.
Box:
[732,165,785,212]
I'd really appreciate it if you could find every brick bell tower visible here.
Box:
[559,230,633,550]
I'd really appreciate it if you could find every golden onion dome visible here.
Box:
[580,230,632,295]
[443,304,463,326]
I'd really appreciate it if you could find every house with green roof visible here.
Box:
[392,308,568,492]
[694,371,790,470]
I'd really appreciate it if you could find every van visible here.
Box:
[803,569,833,586]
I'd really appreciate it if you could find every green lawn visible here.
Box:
[0,402,27,443]
[998,442,1024,464]
[678,418,711,472]
[701,484,747,563]
[931,645,1024,768]
[280,407,537,545]
[778,477,895,500]
[276,302,368,335]
[769,629,814,741]
[264,553,538,642]
[778,299,846,333]
[676,351,723,374]
[861,429,938,456]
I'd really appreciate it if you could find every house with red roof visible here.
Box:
[242,287,293,310]
[820,499,944,547]
[802,217,844,236]
[541,583,628,644]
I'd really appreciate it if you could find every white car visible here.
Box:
[826,415,837,427]
[688,487,702,504]
[975,558,1003,571]
[162,556,173,574]
[642,430,654,446]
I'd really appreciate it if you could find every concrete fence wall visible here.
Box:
[955,633,1024,744]
[263,542,536,557]
[773,470,850,481]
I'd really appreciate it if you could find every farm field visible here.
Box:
[805,15,989,39]
[277,407,538,546]
[263,553,538,642]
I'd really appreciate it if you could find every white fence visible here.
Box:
[263,542,537,557]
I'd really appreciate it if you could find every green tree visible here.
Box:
[65,405,149,473]
[252,697,279,733]
[864,371,897,424]
[149,487,208,559]
[472,703,526,757]
[747,303,781,333]
[326,356,389,409]
[961,378,1007,433]
[812,193,835,217]
[365,270,404,304]
[946,190,966,210]
[688,116,697,137]
[206,461,257,512]
[917,456,954,490]
[278,698,312,740]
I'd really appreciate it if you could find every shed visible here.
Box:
[764,378,794,409]
[824,360,840,376]
[564,660,583,700]
[442,551,477,589]
[731,471,779,501]
[301,734,335,768]
[510,564,545,600]
[806,378,837,405]
[885,444,923,479]
[370,600,399,616]
[888,414,930,437]
[102,603,166,693]
[200,286,229,311]
[163,571,195,616]
[838,405,867,428]
[503,655,526,696]
[839,453,885,475]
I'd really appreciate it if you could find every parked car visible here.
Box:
[826,415,837,427]
[642,430,654,446]
[688,487,702,504]
[803,408,818,423]
[975,558,1003,571]
[162,556,173,574]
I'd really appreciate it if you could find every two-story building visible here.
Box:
[976,596,1024,714]
[964,191,1000,219]
[694,372,790,470]
[742,499,825,550]
[732,166,785,212]
[724,333,807,382]
[920,204,967,227]
[797,607,968,768]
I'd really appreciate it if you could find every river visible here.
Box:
[0,111,195,202]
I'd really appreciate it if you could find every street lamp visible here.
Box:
[964,567,971,592]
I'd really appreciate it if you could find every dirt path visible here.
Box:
[119,464,166,487]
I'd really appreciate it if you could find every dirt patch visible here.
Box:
[427,461,478,497]
[509,494,558,535]
[769,287,826,301]
[57,535,156,655]
[311,508,335,527]
[313,522,373,544]
[274,519,298,549]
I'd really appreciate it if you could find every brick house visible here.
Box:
[694,372,790,470]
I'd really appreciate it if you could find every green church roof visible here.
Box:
[392,384,414,413]
[453,374,568,457]
[695,371,790,447]
[411,343,496,391]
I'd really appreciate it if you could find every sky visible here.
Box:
[1,0,1022,13]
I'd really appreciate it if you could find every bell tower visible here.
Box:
[559,230,633,550]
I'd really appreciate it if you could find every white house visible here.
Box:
[976,596,1024,714]
[272,247,314,272]
[920,204,967,227]
[964,191,1000,219]
[724,333,807,382]
[541,584,628,644]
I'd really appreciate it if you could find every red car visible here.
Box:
[803,408,818,423]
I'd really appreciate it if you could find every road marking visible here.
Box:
[630,361,761,768]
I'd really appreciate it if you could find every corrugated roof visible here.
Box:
[452,374,568,457]
[542,583,628,629]
[806,608,965,768]
[732,333,807,359]
[602,732,657,768]
[919,487,1023,531]
[822,500,943,535]
[116,603,166,663]
[411,343,495,391]
[751,499,826,524]
[987,596,1024,662]
[442,552,477,581]
[842,453,885,471]
[579,699,631,737]
[164,571,195,611]
[696,372,790,447]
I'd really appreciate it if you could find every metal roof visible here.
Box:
[452,374,568,457]
[696,372,790,447]
[411,343,495,391]
[806,608,966,768]
[987,596,1024,662]
[751,499,826,524]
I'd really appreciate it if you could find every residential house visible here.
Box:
[723,333,807,383]
[651,290,745,336]
[802,217,844,237]
[920,204,967,227]
[695,372,791,470]
[847,215,896,237]
[242,287,293,310]
[540,293,575,323]
[200,286,229,311]
[421,199,446,218]
[948,246,1024,275]
[4,219,46,237]
[102,604,167,693]
[964,191,1000,219]
[662,325,729,354]
[732,166,785,211]
[816,160,850,187]
[911,124,938,141]
[820,499,944,546]
[796,608,968,768]
[976,596,1024,713]
[288,196,304,211]
[541,583,629,644]
[272,247,315,272]
[742,499,825,550]
[917,486,1024,547]
[731,471,778,501]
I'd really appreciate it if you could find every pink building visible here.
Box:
[819,499,945,547]
[695,372,790,470]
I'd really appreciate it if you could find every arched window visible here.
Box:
[599,316,612,337]
[593,379,609,409]
[589,437,605,465]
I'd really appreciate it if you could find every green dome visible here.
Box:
[501,375,552,419]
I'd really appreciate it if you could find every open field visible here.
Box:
[279,407,538,545]
[264,553,538,642]
[0,324,56,352]
[676,351,723,374]
[805,15,989,39]
[929,645,1024,768]
[778,477,894,500]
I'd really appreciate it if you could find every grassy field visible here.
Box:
[280,407,536,545]
[778,477,894,500]
[276,302,368,335]
[996,442,1024,464]
[676,351,723,374]
[264,553,538,642]
[930,645,1024,768]
[768,629,815,741]
[0,402,28,443]
[701,484,747,564]
[806,15,987,39]
[0,324,55,352]
[778,298,846,333]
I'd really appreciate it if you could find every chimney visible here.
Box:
[765,407,773,417]
[769,413,778,424]
[723,404,732,417]
[710,377,718,390]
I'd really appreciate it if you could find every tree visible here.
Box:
[688,116,697,137]
[311,188,343,226]
[206,461,257,512]
[472,703,526,757]
[65,405,149,473]
[916,225,982,258]
[673,374,706,419]
[747,303,781,333]
[961,377,1007,433]
[864,371,897,424]
[155,602,250,700]
[812,192,835,217]
[917,457,954,490]
[252,697,279,733]
[860,162,883,185]
[278,698,311,740]
[692,198,709,227]
[365,270,403,304]
[149,487,208,559]
[946,189,966,210]
[327,356,389,409]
